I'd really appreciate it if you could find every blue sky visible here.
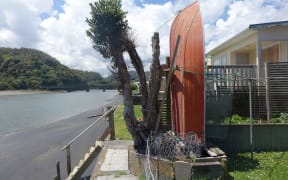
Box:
[53,0,65,13]
[0,0,287,76]
[135,0,171,5]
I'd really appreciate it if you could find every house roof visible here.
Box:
[206,28,256,56]
[249,20,288,29]
[206,21,288,56]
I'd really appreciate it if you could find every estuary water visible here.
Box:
[0,89,117,136]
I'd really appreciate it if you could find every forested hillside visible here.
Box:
[0,47,116,91]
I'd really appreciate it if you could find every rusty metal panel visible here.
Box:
[170,2,204,139]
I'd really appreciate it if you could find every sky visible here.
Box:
[0,0,287,76]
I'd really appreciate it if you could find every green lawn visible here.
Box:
[228,151,288,180]
[113,105,142,140]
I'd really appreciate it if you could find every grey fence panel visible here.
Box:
[206,124,288,154]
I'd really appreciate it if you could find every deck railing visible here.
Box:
[54,106,116,180]
[206,65,256,89]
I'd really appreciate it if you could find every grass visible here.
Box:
[114,171,128,178]
[96,171,127,178]
[228,151,288,180]
[114,105,142,140]
[114,106,288,179]
[138,174,146,180]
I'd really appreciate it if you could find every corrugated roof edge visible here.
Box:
[249,20,288,29]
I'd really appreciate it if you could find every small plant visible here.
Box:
[272,112,281,118]
[270,112,288,123]
[114,171,127,178]
[271,117,280,123]
[279,112,288,123]
[224,117,231,124]
[224,114,250,124]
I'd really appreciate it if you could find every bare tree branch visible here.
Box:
[124,39,148,119]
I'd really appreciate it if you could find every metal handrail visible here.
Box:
[61,106,116,151]
[55,106,116,180]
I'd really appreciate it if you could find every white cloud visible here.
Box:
[0,0,106,74]
[204,0,288,52]
[123,0,175,66]
[199,0,229,23]
[0,0,50,47]
[39,0,109,75]
[0,0,287,75]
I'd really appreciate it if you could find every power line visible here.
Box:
[154,10,181,32]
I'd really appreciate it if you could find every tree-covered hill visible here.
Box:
[0,47,113,91]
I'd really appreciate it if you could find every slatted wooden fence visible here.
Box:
[268,62,288,114]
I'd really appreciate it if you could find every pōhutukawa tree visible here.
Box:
[86,0,162,150]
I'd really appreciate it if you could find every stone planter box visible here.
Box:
[128,147,227,180]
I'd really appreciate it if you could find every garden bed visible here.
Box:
[128,147,227,180]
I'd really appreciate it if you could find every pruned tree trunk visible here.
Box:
[146,32,162,130]
[112,47,146,149]
[111,33,162,150]
[125,39,148,120]
[125,33,162,131]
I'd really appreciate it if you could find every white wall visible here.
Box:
[211,34,257,65]
[279,41,287,61]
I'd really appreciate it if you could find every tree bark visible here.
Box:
[112,47,146,149]
[124,39,148,120]
[109,32,162,150]
[146,32,162,130]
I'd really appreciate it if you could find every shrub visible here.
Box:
[279,113,288,123]
[130,81,138,91]
[224,114,250,124]
[0,80,13,90]
[271,117,280,123]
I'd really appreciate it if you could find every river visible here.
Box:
[0,89,117,136]
[0,89,120,180]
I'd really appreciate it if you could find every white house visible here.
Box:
[206,21,288,80]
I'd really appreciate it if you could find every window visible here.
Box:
[236,53,249,64]
[262,44,279,63]
[214,54,227,65]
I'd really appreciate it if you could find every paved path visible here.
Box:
[91,140,138,180]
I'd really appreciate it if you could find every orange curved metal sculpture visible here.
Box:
[170,2,204,140]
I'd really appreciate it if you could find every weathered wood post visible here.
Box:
[166,57,170,68]
[104,106,115,140]
[146,32,162,130]
[55,161,61,180]
[109,107,115,140]
[156,35,181,131]
[66,146,72,175]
